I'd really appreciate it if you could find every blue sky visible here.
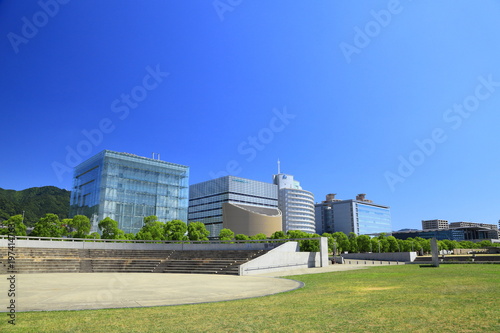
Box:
[1,1,500,231]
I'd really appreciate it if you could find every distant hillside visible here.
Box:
[0,186,70,227]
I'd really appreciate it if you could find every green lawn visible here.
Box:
[2,265,499,332]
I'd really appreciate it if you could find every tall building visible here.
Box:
[188,176,280,237]
[315,194,391,235]
[315,193,342,234]
[70,150,189,234]
[422,219,449,230]
[273,172,315,234]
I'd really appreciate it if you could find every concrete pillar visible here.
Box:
[320,237,329,267]
[430,237,440,267]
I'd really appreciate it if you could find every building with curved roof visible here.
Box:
[222,202,282,237]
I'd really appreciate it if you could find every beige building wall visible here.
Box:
[222,202,282,237]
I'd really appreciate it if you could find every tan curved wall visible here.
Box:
[222,203,282,237]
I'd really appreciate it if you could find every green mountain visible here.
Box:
[0,186,70,227]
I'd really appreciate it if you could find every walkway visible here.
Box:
[1,264,368,312]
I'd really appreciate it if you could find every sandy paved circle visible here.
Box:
[0,273,303,312]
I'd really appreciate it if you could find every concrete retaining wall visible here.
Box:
[240,242,320,275]
[341,252,417,262]
[0,238,275,251]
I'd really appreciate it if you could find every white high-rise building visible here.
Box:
[273,169,315,234]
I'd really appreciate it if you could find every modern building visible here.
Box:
[70,150,189,234]
[422,219,449,230]
[392,226,499,242]
[273,172,315,234]
[392,229,465,241]
[449,221,499,240]
[188,176,280,237]
[222,202,282,237]
[315,194,392,235]
[403,221,500,241]
[315,194,342,234]
[449,221,498,230]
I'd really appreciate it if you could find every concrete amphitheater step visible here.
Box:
[0,247,270,275]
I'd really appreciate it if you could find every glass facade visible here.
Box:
[315,198,392,236]
[393,229,465,241]
[188,176,278,237]
[70,150,189,234]
[356,203,392,235]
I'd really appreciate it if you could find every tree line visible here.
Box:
[1,213,498,253]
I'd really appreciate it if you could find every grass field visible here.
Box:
[2,264,499,332]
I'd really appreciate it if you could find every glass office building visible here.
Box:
[356,203,392,235]
[315,194,391,235]
[188,176,278,237]
[70,150,189,234]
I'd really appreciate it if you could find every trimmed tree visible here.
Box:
[219,228,234,241]
[2,214,27,236]
[98,217,125,239]
[164,220,188,241]
[187,222,210,241]
[68,215,91,238]
[31,213,66,237]
[235,234,250,241]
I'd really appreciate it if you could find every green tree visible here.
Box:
[235,234,250,241]
[414,237,430,254]
[219,228,234,241]
[143,215,158,226]
[31,213,66,237]
[332,232,350,254]
[357,235,372,253]
[67,215,91,238]
[379,237,390,253]
[270,231,287,239]
[348,232,359,253]
[287,230,309,239]
[398,239,409,252]
[371,237,381,253]
[250,233,267,240]
[187,222,210,241]
[387,236,399,252]
[322,233,335,254]
[124,233,135,241]
[4,214,27,236]
[476,240,493,248]
[136,218,165,240]
[164,220,188,241]
[98,217,125,239]
[458,240,476,249]
[287,230,320,252]
[442,239,460,252]
[88,232,100,239]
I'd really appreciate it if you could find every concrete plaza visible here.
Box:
[1,264,368,312]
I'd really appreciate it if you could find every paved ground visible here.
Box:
[0,264,369,312]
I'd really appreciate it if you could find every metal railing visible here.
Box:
[0,234,321,246]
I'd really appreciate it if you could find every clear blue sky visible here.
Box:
[1,1,500,231]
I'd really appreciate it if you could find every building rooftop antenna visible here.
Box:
[277,159,281,174]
